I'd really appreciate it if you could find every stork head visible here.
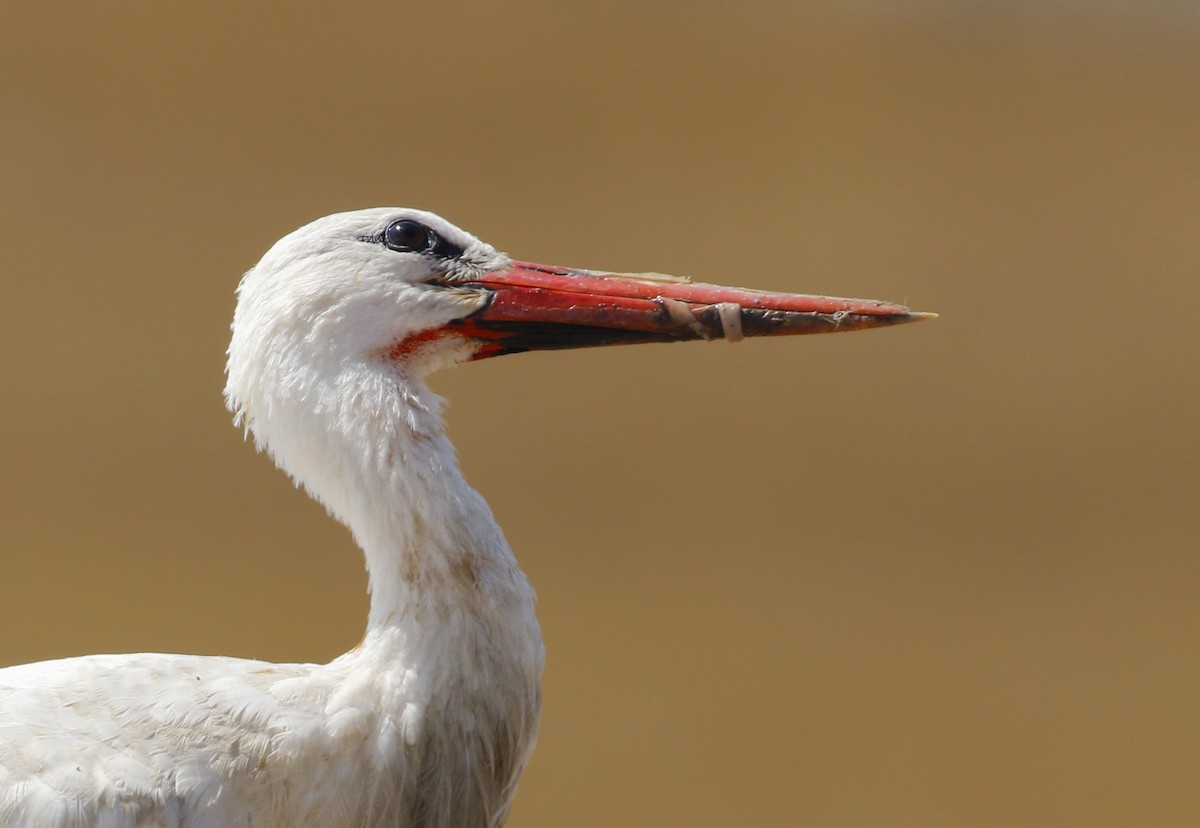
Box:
[226,208,502,391]
[225,207,932,469]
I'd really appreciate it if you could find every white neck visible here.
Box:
[347,381,537,640]
[244,356,544,825]
[250,354,536,635]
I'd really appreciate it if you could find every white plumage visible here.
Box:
[0,208,928,827]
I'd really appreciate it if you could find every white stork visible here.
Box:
[0,209,931,827]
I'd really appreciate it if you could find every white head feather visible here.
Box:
[225,208,507,524]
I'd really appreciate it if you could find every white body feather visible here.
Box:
[0,210,544,827]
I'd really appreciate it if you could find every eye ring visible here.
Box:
[384,219,432,253]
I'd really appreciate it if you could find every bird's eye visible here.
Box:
[384,220,432,253]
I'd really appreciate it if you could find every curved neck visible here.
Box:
[295,372,543,828]
[252,357,542,683]
[322,373,534,635]
[349,415,529,634]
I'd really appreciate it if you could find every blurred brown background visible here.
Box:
[1,1,1197,825]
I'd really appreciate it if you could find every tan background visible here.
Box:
[2,2,1198,826]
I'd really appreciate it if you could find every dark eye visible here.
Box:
[384,220,432,253]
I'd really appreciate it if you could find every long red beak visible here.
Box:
[445,261,935,360]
